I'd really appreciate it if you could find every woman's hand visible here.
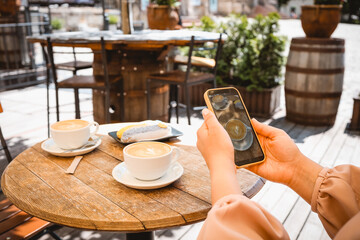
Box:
[197,108,235,174]
[248,119,323,203]
[246,119,304,186]
[197,109,241,204]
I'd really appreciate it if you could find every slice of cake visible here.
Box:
[117,121,170,143]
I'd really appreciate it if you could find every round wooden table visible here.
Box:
[1,124,264,240]
[28,30,223,124]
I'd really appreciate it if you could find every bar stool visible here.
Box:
[45,37,123,132]
[146,34,222,125]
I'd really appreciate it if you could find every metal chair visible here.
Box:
[54,47,92,76]
[44,37,123,132]
[146,34,222,125]
[0,103,11,163]
[0,102,61,240]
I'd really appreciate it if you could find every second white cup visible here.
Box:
[123,141,180,181]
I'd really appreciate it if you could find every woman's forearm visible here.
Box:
[287,154,323,204]
[210,165,242,205]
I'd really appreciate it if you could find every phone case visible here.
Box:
[204,87,266,168]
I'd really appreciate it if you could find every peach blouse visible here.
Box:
[198,165,360,240]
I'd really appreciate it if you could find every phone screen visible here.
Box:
[206,88,265,167]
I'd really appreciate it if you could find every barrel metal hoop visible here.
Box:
[286,110,337,122]
[290,46,345,53]
[285,88,342,99]
[286,65,344,75]
[126,85,169,97]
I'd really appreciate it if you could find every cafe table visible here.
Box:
[1,123,264,240]
[28,30,223,124]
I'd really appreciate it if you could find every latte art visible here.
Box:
[225,119,247,140]
[52,119,89,131]
[126,142,171,158]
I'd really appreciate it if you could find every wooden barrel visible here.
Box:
[285,37,345,126]
[92,48,169,124]
[0,17,22,69]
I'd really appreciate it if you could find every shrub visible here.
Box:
[51,18,63,30]
[109,15,118,25]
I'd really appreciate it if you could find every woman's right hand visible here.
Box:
[248,120,309,185]
[248,119,322,203]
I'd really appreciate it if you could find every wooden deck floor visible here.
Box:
[1,20,360,239]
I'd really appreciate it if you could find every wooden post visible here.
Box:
[349,94,360,131]
[121,0,134,34]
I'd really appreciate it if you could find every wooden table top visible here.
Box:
[1,124,264,232]
[28,30,224,49]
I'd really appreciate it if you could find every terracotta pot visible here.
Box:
[147,5,179,30]
[301,5,342,38]
[0,0,20,16]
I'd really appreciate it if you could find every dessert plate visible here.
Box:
[112,162,184,190]
[232,125,253,151]
[41,137,102,157]
[108,126,183,145]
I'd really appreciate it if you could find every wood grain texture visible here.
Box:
[1,135,263,232]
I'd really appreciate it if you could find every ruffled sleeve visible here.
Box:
[311,165,360,238]
[197,194,290,240]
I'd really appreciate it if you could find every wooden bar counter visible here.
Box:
[28,30,223,123]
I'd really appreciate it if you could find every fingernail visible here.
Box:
[202,108,210,117]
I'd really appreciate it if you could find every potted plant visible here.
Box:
[301,0,343,38]
[147,0,181,30]
[218,13,286,117]
[108,15,118,31]
[178,14,286,117]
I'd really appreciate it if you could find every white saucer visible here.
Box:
[41,138,102,157]
[112,162,184,190]
[232,126,254,151]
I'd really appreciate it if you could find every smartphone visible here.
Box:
[204,87,265,168]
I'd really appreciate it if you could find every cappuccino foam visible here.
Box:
[126,142,171,158]
[226,119,246,140]
[52,119,89,131]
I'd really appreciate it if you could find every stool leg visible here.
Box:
[74,88,81,119]
[168,85,174,123]
[46,71,50,138]
[55,85,60,121]
[175,85,179,124]
[0,126,12,163]
[119,80,125,122]
[184,86,191,125]
[146,79,151,120]
[105,88,110,123]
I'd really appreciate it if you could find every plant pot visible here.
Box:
[147,5,179,30]
[235,85,281,118]
[0,0,20,16]
[179,83,213,107]
[349,94,360,131]
[301,5,342,38]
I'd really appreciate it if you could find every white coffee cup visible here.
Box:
[123,141,180,181]
[50,119,99,150]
